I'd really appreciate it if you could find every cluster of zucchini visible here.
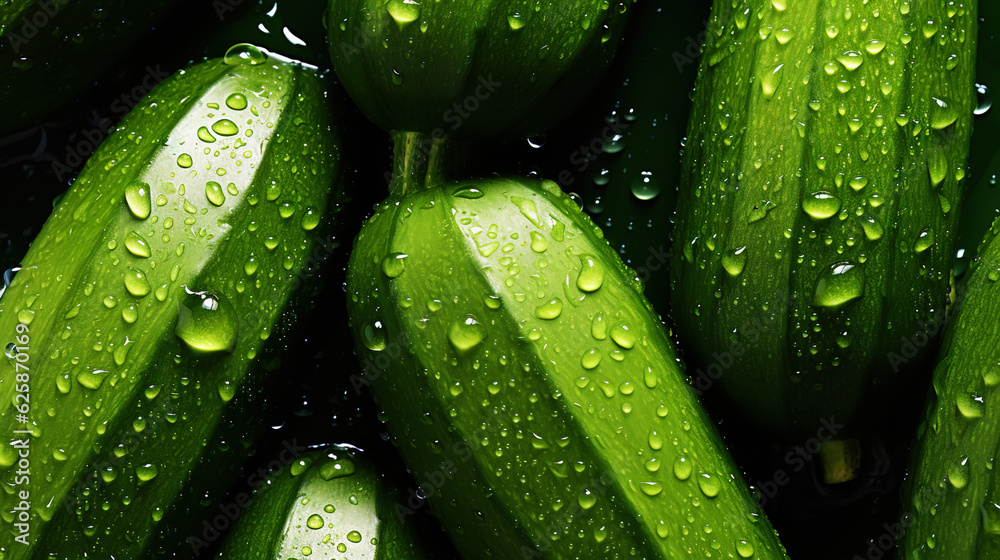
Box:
[0,0,989,558]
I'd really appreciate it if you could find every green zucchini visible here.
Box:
[0,0,179,132]
[345,133,788,559]
[0,45,340,558]
[218,448,429,559]
[670,0,977,438]
[899,217,1000,559]
[326,0,630,139]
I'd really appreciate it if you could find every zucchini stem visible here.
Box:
[389,130,447,197]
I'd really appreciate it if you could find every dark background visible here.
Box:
[0,0,997,558]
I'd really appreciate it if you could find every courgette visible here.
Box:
[899,217,1000,559]
[326,0,631,139]
[217,448,430,559]
[0,44,341,558]
[0,0,179,132]
[670,0,977,438]
[345,133,788,559]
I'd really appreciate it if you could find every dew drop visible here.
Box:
[914,228,935,253]
[124,232,151,258]
[928,96,959,130]
[722,246,748,277]
[673,457,692,480]
[125,181,152,219]
[226,93,248,111]
[534,298,563,320]
[205,181,226,206]
[761,64,784,100]
[576,254,605,292]
[175,290,238,353]
[698,473,721,497]
[813,262,864,308]
[381,252,407,278]
[212,119,239,137]
[610,325,636,349]
[136,463,159,482]
[224,43,267,65]
[362,321,387,351]
[448,316,486,353]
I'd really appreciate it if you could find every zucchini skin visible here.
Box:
[0,0,179,132]
[326,0,629,139]
[0,48,340,558]
[671,0,977,438]
[346,177,787,559]
[217,448,429,560]
[900,219,1000,559]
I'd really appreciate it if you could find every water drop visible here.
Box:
[861,217,884,241]
[124,268,151,297]
[510,196,542,227]
[864,39,886,54]
[722,246,748,277]
[529,231,548,253]
[576,254,604,292]
[610,325,636,349]
[761,64,784,100]
[914,228,935,253]
[630,171,660,201]
[929,96,958,129]
[386,0,420,25]
[534,298,563,320]
[448,316,486,353]
[77,368,109,390]
[224,43,267,65]
[125,232,151,258]
[452,186,484,199]
[212,119,239,137]
[198,126,216,143]
[673,457,692,480]
[362,321,387,351]
[581,348,601,370]
[136,463,159,482]
[813,262,864,308]
[306,514,324,530]
[381,253,408,278]
[205,181,226,206]
[698,473,721,497]
[948,457,970,488]
[177,153,193,168]
[956,392,984,418]
[175,290,238,353]
[125,181,152,219]
[226,93,248,111]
